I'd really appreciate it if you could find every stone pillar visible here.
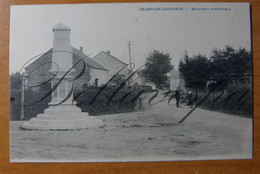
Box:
[22,23,104,130]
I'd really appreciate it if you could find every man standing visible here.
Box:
[175,87,180,107]
[188,90,193,107]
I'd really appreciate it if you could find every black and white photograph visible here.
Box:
[9,2,253,162]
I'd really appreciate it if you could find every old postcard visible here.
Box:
[9,2,252,162]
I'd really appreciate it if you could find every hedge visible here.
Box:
[10,85,138,120]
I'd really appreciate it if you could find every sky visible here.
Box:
[9,2,251,73]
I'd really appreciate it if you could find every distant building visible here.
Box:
[72,47,109,87]
[93,51,128,78]
[93,51,141,85]
[170,69,185,91]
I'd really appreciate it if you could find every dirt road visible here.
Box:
[10,92,252,162]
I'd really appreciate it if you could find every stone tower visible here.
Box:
[22,23,104,130]
[49,23,74,105]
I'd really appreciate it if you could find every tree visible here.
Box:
[210,46,252,84]
[142,50,173,88]
[179,52,210,96]
[179,46,252,94]
[10,72,22,90]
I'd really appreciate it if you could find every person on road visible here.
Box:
[175,87,180,107]
[188,90,193,107]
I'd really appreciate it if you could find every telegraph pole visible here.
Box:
[128,41,133,86]
[20,72,27,120]
[21,75,25,120]
[128,41,132,71]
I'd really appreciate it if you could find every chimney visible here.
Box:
[80,47,83,52]
[106,50,110,54]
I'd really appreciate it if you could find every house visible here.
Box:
[170,69,185,91]
[25,47,109,90]
[24,23,109,90]
[92,51,142,85]
[72,47,109,87]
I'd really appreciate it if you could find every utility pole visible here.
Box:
[128,41,132,72]
[20,72,27,120]
[127,41,133,86]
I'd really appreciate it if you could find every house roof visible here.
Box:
[72,47,108,71]
[93,51,127,66]
[25,47,108,71]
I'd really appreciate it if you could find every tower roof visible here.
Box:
[52,23,70,31]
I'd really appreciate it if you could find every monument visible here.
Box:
[22,23,104,130]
